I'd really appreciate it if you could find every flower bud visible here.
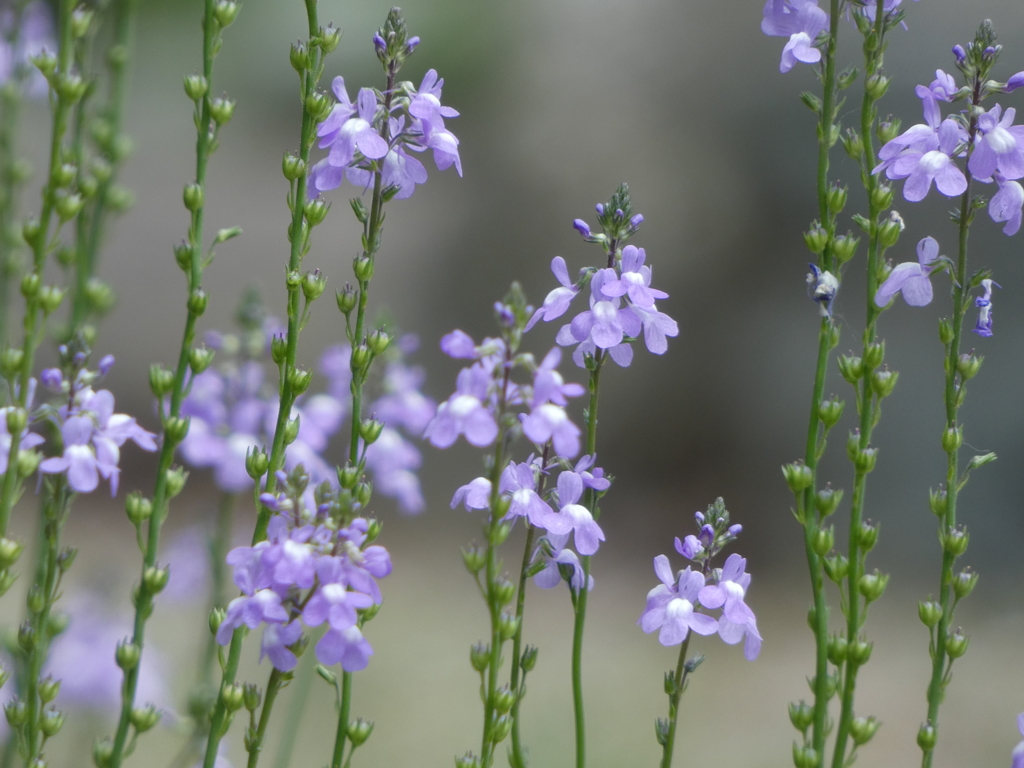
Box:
[116,640,141,670]
[848,639,873,665]
[489,520,512,547]
[490,714,513,744]
[837,355,863,383]
[952,569,978,600]
[351,345,371,371]
[918,600,942,628]
[815,486,843,517]
[853,447,877,473]
[304,198,329,227]
[0,347,24,379]
[302,270,327,301]
[189,346,215,374]
[870,184,894,212]
[842,129,864,160]
[53,163,76,188]
[221,682,244,712]
[354,481,372,508]
[928,488,947,517]
[289,42,311,73]
[865,73,890,99]
[803,224,829,254]
[4,699,26,728]
[243,683,262,712]
[56,73,87,101]
[282,153,306,182]
[188,288,208,316]
[817,398,844,429]
[37,676,60,705]
[15,449,39,480]
[941,426,962,453]
[812,526,834,557]
[46,611,68,638]
[17,621,35,652]
[497,612,520,641]
[143,565,170,594]
[878,217,901,248]
[163,416,190,445]
[359,418,384,445]
[0,538,23,570]
[826,634,848,665]
[125,493,153,527]
[792,744,819,768]
[209,607,226,636]
[283,417,300,446]
[20,272,40,299]
[832,234,859,264]
[304,92,332,122]
[455,754,481,768]
[31,49,57,79]
[938,318,954,345]
[870,368,898,398]
[174,241,192,271]
[288,367,312,395]
[827,185,847,215]
[270,335,287,365]
[368,330,391,356]
[857,521,879,551]
[850,716,880,746]
[336,286,358,314]
[858,570,889,602]
[461,546,485,574]
[494,578,515,607]
[956,352,983,380]
[5,407,26,436]
[184,75,209,101]
[945,630,968,659]
[521,645,538,673]
[470,643,491,672]
[213,0,240,28]
[878,117,901,144]
[245,447,269,480]
[129,704,160,733]
[781,462,813,494]
[353,255,374,282]
[37,286,65,315]
[917,723,936,750]
[165,467,188,498]
[863,342,884,371]
[347,717,375,747]
[940,526,969,557]
[823,554,849,584]
[149,364,175,397]
[210,97,236,125]
[183,183,204,212]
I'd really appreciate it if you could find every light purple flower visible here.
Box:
[1007,72,1024,93]
[0,407,44,476]
[639,561,718,646]
[629,304,679,355]
[451,477,492,511]
[316,77,357,146]
[347,142,429,200]
[364,428,426,514]
[526,257,579,332]
[424,364,498,449]
[217,589,289,645]
[302,583,374,633]
[972,278,999,338]
[260,620,304,672]
[969,105,1024,181]
[874,236,941,307]
[440,330,478,359]
[879,117,968,202]
[316,625,373,671]
[674,535,704,561]
[990,173,1024,235]
[544,471,605,555]
[698,553,762,660]
[914,70,958,128]
[761,0,829,74]
[39,416,119,495]
[572,455,610,491]
[521,403,581,458]
[600,245,668,310]
[327,88,389,168]
[534,532,592,592]
[1011,713,1024,768]
[499,461,555,527]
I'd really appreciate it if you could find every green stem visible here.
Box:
[273,639,319,768]
[331,672,353,768]
[658,635,691,768]
[246,669,284,768]
[507,524,537,767]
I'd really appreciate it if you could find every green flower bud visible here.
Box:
[857,521,879,551]
[188,288,208,316]
[38,676,60,704]
[289,42,311,73]
[781,462,813,494]
[302,271,327,301]
[47,611,69,637]
[489,714,513,744]
[319,25,342,53]
[16,622,34,651]
[116,641,141,670]
[270,334,288,365]
[940,526,969,557]
[848,639,873,665]
[941,426,962,453]
[368,330,391,356]
[71,7,94,37]
[213,0,240,28]
[336,286,358,314]
[817,398,844,429]
[31,49,57,78]
[0,538,23,570]
[492,685,516,715]
[20,271,40,299]
[163,416,190,445]
[871,184,894,212]
[521,645,538,673]
[455,754,482,768]
[827,185,847,215]
[304,92,332,122]
[189,346,215,374]
[304,198,329,227]
[5,407,26,436]
[78,174,98,199]
[54,191,83,222]
[210,97,236,125]
[803,224,829,254]
[832,233,859,264]
[93,738,114,768]
[57,547,77,573]
[283,417,300,446]
[37,286,65,315]
[359,418,384,445]
[858,570,889,602]
[945,630,969,659]
[878,217,902,248]
[351,345,371,371]
[53,163,76,188]
[461,546,486,575]
[952,569,978,600]
[878,117,901,144]
[349,197,369,224]
[243,683,262,712]
[353,255,375,282]
[806,672,838,699]
[853,447,877,473]
[928,488,947,517]
[470,643,491,672]
[917,723,936,750]
[221,682,244,712]
[165,467,188,498]
[792,744,818,768]
[826,634,848,665]
[788,700,814,732]
[850,715,880,746]
[0,347,24,379]
[489,520,511,547]
[865,73,890,99]
[938,318,954,345]
[144,565,170,594]
[184,75,209,101]
[494,578,515,606]
[129,704,160,733]
[870,368,898,398]
[812,526,834,557]
[288,367,313,395]
[84,279,115,313]
[497,613,520,641]
[347,717,375,747]
[956,352,983,380]
[26,584,45,613]
[335,464,358,490]
[918,600,942,627]
[149,364,175,397]
[125,493,152,527]
[823,554,849,584]
[0,571,18,598]
[282,153,306,182]
[837,354,863,383]
[365,518,382,543]
[56,73,86,101]
[174,241,192,271]
[842,129,864,160]
[863,341,885,370]
[209,607,226,636]
[4,699,26,728]
[245,447,269,480]
[183,183,204,212]
[815,486,843,517]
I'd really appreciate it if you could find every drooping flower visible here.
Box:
[874,236,941,307]
[639,560,718,646]
[533,532,592,592]
[915,69,958,128]
[451,477,491,511]
[972,278,999,337]
[761,0,829,74]
[526,257,579,332]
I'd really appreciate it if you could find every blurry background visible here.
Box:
[4,0,1024,765]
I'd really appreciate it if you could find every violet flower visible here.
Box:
[807,264,839,316]
[499,460,555,528]
[521,403,581,458]
[0,406,44,476]
[260,620,304,672]
[972,278,999,337]
[424,363,499,448]
[969,105,1024,182]
[525,257,579,332]
[761,0,829,74]
[874,236,941,307]
[316,625,374,672]
[543,471,605,556]
[451,477,492,511]
[599,245,667,310]
[990,173,1024,235]
[534,532,592,592]
[698,553,762,660]
[879,117,968,202]
[639,560,718,646]
[914,70,958,128]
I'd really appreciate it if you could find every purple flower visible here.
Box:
[451,477,491,511]
[526,257,580,332]
[761,0,829,74]
[327,88,389,168]
[674,534,704,561]
[1007,72,1024,93]
[217,589,289,645]
[972,278,999,337]
[521,403,581,458]
[698,553,762,660]
[440,329,478,359]
[639,560,718,646]
[807,263,839,317]
[0,407,44,476]
[533,532,592,592]
[260,620,304,672]
[346,140,429,200]
[572,219,591,238]
[530,348,585,408]
[878,117,968,202]
[424,364,499,448]
[989,173,1024,235]
[969,105,1024,182]
[572,455,610,491]
[408,69,462,176]
[1011,713,1024,768]
[316,625,373,671]
[874,236,941,307]
[599,245,668,310]
[914,70,958,128]
[39,416,120,495]
[302,583,375,633]
[316,77,357,146]
[543,471,605,555]
[499,461,556,527]
[364,428,426,514]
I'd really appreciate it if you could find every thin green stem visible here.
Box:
[508,524,537,767]
[658,635,691,768]
[246,669,284,768]
[273,639,319,768]
[331,672,353,768]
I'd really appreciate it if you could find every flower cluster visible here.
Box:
[216,468,391,673]
[308,27,460,201]
[179,315,434,513]
[639,499,761,660]
[36,348,156,495]
[530,200,678,368]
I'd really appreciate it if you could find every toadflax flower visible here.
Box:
[874,236,941,307]
[807,263,839,316]
[639,560,718,646]
[543,470,605,556]
[533,531,592,592]
[761,0,829,74]
[972,278,999,337]
[969,104,1024,182]
[989,173,1024,235]
[698,553,763,660]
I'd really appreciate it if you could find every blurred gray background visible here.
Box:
[6,0,1024,765]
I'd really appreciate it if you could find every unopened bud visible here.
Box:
[917,724,936,750]
[850,716,880,746]
[803,224,829,255]
[858,570,889,602]
[209,607,226,636]
[952,569,978,600]
[789,701,814,732]
[461,546,485,574]
[521,645,538,672]
[143,565,170,594]
[938,318,954,345]
[336,286,358,314]
[270,335,287,365]
[918,600,943,627]
[288,367,313,395]
[38,676,60,704]
[221,682,244,712]
[826,635,848,665]
[116,641,141,670]
[184,75,209,101]
[129,704,160,733]
[0,538,23,570]
[245,447,269,480]
[956,352,983,380]
[945,630,968,659]
[832,234,859,264]
[368,330,391,355]
[782,462,813,494]
[243,683,262,712]
[940,526,969,557]
[870,368,898,398]
[928,488,947,517]
[164,416,190,445]
[283,417,300,446]
[812,526,834,557]
[837,354,863,383]
[359,418,384,445]
[347,717,375,747]
[351,345,371,371]
[817,398,844,429]
[497,612,520,641]
[289,42,311,73]
[857,521,879,551]
[183,183,204,212]
[93,738,114,768]
[125,493,153,527]
[210,97,236,125]
[282,153,306,182]
[848,639,873,665]
[823,554,849,584]
[826,185,847,215]
[165,467,188,498]
[304,198,329,226]
[149,364,175,397]
[470,643,490,672]
[213,0,240,28]
[302,271,327,301]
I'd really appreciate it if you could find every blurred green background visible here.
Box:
[5,0,1024,765]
